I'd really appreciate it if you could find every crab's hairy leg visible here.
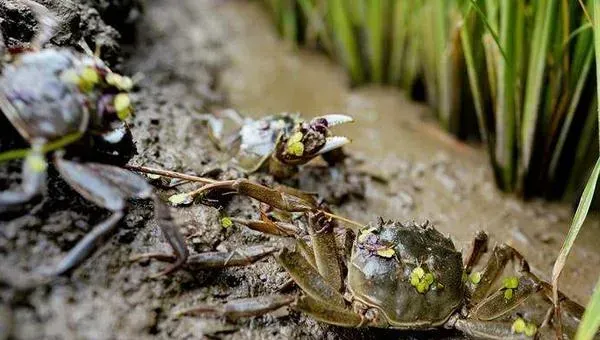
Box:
[19,0,58,49]
[175,295,294,320]
[275,245,347,308]
[306,211,343,291]
[0,139,46,209]
[468,244,530,305]
[132,245,276,271]
[464,231,489,273]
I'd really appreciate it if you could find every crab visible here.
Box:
[203,110,353,178]
[0,0,188,279]
[131,178,590,339]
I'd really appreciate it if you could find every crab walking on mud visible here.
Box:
[203,110,353,178]
[126,171,593,340]
[0,0,188,280]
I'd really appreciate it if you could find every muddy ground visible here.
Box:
[1,0,599,339]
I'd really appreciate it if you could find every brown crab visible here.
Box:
[131,178,590,339]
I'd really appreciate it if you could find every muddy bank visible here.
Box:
[0,0,599,340]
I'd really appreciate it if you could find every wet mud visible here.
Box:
[0,0,599,339]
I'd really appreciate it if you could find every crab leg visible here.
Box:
[175,295,295,320]
[131,245,276,271]
[50,158,188,277]
[186,179,317,212]
[468,244,530,305]
[275,245,368,327]
[306,211,343,291]
[275,245,346,308]
[229,217,299,237]
[463,231,489,273]
[0,140,46,209]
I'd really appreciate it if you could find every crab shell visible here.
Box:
[348,220,464,328]
[0,48,111,142]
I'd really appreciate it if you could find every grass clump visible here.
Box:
[261,0,599,200]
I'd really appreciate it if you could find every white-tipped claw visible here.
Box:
[317,114,354,127]
[317,136,351,155]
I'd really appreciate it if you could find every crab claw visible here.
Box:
[315,136,351,156]
[315,114,354,127]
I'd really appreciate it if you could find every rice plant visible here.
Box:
[261,0,600,200]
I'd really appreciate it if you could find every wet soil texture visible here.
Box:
[1,1,599,340]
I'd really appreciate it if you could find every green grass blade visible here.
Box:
[573,3,600,338]
[469,0,508,62]
[281,0,298,44]
[389,0,410,84]
[520,0,558,189]
[596,0,600,145]
[576,276,600,339]
[366,0,384,83]
[552,158,600,336]
[460,8,487,144]
[327,0,364,84]
[494,0,517,190]
[548,47,594,181]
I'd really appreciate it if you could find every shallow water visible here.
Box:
[217,1,600,305]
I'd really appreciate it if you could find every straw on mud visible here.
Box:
[124,165,217,184]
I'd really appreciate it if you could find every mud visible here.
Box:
[0,0,599,340]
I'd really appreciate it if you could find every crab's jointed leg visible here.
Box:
[175,295,295,320]
[468,243,530,305]
[305,211,343,291]
[132,245,277,271]
[455,239,589,339]
[0,139,46,209]
[49,157,188,277]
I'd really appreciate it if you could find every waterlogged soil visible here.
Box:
[0,0,599,340]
